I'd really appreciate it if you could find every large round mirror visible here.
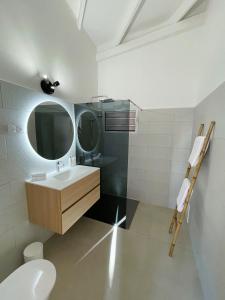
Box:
[77,111,99,152]
[27,101,74,160]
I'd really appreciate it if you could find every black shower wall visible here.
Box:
[100,101,130,198]
[74,100,130,199]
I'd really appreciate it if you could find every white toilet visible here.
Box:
[0,259,56,300]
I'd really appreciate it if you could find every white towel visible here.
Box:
[177,178,191,213]
[188,136,206,167]
[31,173,47,182]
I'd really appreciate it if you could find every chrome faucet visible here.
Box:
[56,161,64,172]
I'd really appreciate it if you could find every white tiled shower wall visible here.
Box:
[0,80,75,280]
[127,108,194,208]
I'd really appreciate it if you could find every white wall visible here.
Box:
[190,4,225,296]
[0,0,97,103]
[189,82,225,300]
[197,0,225,103]
[98,0,225,110]
[98,25,203,109]
[0,80,76,281]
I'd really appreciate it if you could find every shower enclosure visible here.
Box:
[74,100,138,228]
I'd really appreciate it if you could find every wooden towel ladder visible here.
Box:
[168,121,215,257]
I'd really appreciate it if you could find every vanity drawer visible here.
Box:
[61,185,100,234]
[60,170,100,212]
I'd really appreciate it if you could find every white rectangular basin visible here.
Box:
[26,165,100,190]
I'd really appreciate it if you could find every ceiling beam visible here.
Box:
[77,0,87,30]
[114,0,145,46]
[124,0,200,42]
[167,0,199,24]
[97,13,205,62]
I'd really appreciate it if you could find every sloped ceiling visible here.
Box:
[83,0,131,47]
[125,0,184,41]
[67,0,207,51]
[184,0,207,19]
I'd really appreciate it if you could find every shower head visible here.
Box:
[100,98,115,103]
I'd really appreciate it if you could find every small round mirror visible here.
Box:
[27,101,74,160]
[77,111,99,152]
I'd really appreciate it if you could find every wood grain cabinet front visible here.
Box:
[26,170,100,234]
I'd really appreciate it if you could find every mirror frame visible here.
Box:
[27,101,74,160]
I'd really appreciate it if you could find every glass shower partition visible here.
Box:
[74,100,138,228]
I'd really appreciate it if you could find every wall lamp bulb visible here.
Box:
[53,81,60,87]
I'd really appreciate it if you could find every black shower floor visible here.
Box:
[85,194,139,229]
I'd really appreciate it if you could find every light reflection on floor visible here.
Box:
[45,203,203,300]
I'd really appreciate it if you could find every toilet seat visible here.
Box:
[0,259,56,300]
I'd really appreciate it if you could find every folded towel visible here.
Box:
[177,178,191,213]
[188,136,206,167]
[31,173,46,182]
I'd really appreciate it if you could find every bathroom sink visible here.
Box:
[54,167,88,182]
[54,170,73,181]
[26,165,99,190]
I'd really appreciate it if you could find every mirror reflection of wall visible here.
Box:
[27,102,74,160]
[78,111,99,152]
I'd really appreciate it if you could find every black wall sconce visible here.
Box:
[40,76,60,95]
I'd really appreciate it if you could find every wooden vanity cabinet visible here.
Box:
[26,170,100,234]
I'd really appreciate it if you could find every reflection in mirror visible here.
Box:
[27,101,74,160]
[78,111,99,152]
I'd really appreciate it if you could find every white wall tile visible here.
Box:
[0,246,21,281]
[0,136,7,159]
[146,158,171,173]
[146,134,173,148]
[145,170,170,185]
[0,80,76,280]
[128,108,193,207]
[139,110,173,122]
[144,189,170,207]
[128,168,147,182]
[0,200,28,236]
[173,121,193,136]
[0,83,3,108]
[0,229,16,257]
[129,145,150,160]
[1,81,73,116]
[14,221,48,252]
[138,121,173,135]
[172,133,192,149]
[128,156,147,169]
[0,160,10,186]
[10,180,27,204]
[173,108,194,122]
[149,146,172,160]
[129,133,148,146]
[171,148,190,163]
[0,183,11,210]
[1,81,40,111]
[171,160,187,174]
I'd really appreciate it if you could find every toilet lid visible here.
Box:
[0,259,56,300]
